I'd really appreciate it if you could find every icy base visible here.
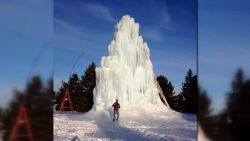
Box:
[54,109,197,141]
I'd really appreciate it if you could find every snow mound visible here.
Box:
[54,110,197,141]
[93,15,168,111]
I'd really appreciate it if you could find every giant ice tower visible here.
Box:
[93,15,169,111]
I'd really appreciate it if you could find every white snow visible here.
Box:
[93,15,168,111]
[54,110,197,141]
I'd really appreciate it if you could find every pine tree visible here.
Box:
[231,68,244,93]
[2,76,53,141]
[54,62,96,112]
[68,73,83,112]
[79,62,96,111]
[225,68,250,140]
[198,88,212,138]
[171,94,184,112]
[156,75,175,108]
[198,89,211,123]
[226,69,244,124]
[55,81,69,111]
[200,69,250,141]
[179,69,197,113]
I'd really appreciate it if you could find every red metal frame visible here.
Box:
[60,90,73,112]
[8,106,34,141]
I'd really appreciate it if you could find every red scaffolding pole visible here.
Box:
[60,90,74,112]
[8,106,34,141]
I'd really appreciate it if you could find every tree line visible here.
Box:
[157,69,197,113]
[54,62,197,113]
[199,68,250,141]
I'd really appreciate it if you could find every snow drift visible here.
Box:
[54,111,197,141]
[93,15,168,111]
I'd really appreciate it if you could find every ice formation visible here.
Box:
[93,15,169,111]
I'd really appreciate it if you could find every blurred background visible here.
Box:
[0,0,53,140]
[199,0,250,140]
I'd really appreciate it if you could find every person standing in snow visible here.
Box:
[112,99,120,122]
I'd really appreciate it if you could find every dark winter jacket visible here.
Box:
[112,102,120,111]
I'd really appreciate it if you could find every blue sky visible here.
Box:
[54,0,197,91]
[0,0,197,108]
[0,0,53,107]
[199,0,250,113]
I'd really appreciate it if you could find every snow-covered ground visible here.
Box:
[54,109,197,141]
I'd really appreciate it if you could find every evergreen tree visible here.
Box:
[54,62,96,112]
[179,69,197,113]
[80,62,96,111]
[198,88,213,139]
[199,69,250,141]
[55,73,84,112]
[1,76,53,141]
[156,75,175,108]
[55,81,69,111]
[231,68,244,93]
[225,68,250,140]
[198,89,211,123]
[68,73,83,112]
[226,69,244,125]
[171,94,184,112]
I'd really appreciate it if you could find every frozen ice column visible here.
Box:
[93,15,167,110]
